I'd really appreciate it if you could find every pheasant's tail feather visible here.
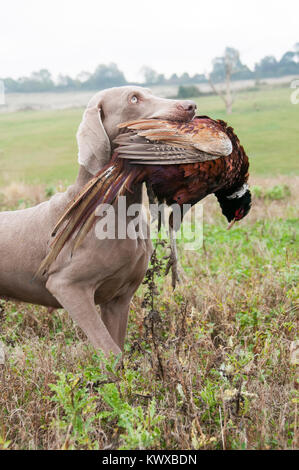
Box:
[49,165,120,252]
[34,160,141,279]
[72,211,97,254]
[51,165,117,236]
[71,170,134,253]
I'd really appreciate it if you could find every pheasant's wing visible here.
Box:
[114,132,221,164]
[117,118,232,164]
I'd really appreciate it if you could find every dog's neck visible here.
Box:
[62,165,97,202]
[75,165,94,190]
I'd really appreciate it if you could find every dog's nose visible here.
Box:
[182,101,197,112]
[177,100,197,117]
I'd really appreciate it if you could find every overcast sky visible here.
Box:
[1,0,298,81]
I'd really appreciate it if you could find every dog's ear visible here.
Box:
[77,103,111,175]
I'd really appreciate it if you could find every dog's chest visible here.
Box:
[92,236,152,304]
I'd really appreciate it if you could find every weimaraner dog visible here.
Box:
[0,86,196,356]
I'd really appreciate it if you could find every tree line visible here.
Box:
[2,44,299,93]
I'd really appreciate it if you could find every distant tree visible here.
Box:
[56,74,78,90]
[255,55,278,78]
[255,51,299,77]
[180,72,191,83]
[84,63,126,89]
[280,51,295,65]
[208,47,241,114]
[31,69,53,84]
[76,71,92,83]
[192,73,207,83]
[157,73,166,84]
[3,77,18,92]
[278,51,299,75]
[25,69,55,91]
[10,69,55,92]
[168,73,179,84]
[210,47,252,83]
[210,57,226,83]
[140,66,159,85]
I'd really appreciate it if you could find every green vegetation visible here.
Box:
[0,189,298,449]
[47,353,162,450]
[252,184,292,200]
[177,85,203,99]
[0,108,79,187]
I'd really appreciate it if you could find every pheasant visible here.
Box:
[36,116,251,282]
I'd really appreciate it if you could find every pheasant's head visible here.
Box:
[215,183,252,229]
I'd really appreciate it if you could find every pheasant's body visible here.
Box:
[36,116,251,277]
[139,123,247,207]
[115,117,249,208]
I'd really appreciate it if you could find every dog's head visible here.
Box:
[77,86,197,175]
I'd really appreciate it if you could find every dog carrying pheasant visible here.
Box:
[36,116,252,278]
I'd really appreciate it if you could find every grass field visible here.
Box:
[0,86,298,450]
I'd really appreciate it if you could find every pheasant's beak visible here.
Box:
[227,218,236,230]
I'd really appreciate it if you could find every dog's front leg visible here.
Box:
[100,295,131,351]
[46,275,121,357]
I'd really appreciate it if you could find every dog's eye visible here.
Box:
[130,95,138,104]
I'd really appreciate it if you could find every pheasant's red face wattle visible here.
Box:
[235,208,245,221]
